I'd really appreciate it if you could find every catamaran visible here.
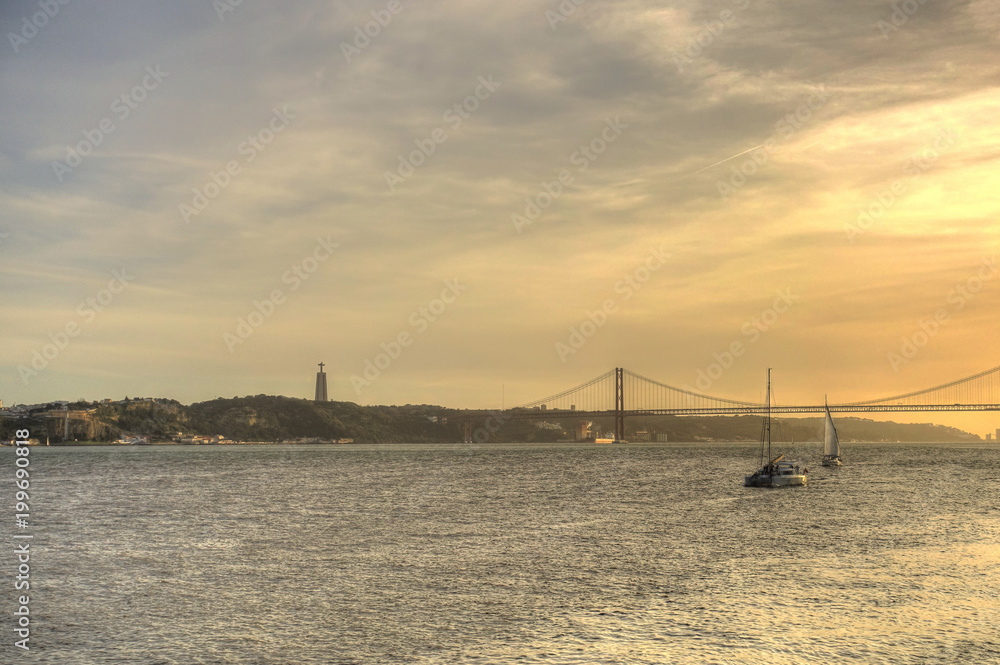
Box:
[744,369,807,488]
[822,399,843,466]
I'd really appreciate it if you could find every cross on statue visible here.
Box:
[318,362,325,372]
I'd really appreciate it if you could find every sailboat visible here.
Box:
[744,369,807,487]
[822,399,842,466]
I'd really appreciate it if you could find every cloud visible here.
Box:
[1,0,998,436]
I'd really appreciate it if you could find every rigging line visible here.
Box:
[514,369,616,409]
[623,368,762,407]
[840,362,1000,406]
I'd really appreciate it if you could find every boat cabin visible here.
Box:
[772,460,802,476]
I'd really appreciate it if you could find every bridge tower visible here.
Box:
[615,367,625,442]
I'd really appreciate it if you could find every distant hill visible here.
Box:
[618,414,981,444]
[0,396,984,444]
[2,397,458,444]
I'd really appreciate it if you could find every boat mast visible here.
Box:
[765,368,772,472]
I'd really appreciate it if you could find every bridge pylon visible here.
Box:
[615,367,625,442]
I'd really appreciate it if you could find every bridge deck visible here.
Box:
[494,404,1000,419]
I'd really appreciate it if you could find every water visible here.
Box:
[3,442,998,664]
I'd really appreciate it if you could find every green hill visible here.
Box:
[1,397,984,444]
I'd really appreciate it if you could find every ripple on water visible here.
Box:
[4,443,999,664]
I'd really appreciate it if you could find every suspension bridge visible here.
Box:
[490,364,1000,441]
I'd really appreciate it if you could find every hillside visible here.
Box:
[0,396,984,444]
[619,414,981,444]
[4,397,459,444]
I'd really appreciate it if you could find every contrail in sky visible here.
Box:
[694,144,765,174]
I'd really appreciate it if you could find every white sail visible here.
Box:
[823,405,840,457]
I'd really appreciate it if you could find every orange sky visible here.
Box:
[2,1,999,435]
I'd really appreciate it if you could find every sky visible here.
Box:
[2,0,999,435]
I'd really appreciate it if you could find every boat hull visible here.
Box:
[821,455,842,467]
[744,474,807,488]
[771,474,806,486]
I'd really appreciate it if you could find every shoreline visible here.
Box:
[8,440,999,448]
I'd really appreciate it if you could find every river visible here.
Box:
[3,442,998,664]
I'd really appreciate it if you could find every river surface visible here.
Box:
[2,442,998,664]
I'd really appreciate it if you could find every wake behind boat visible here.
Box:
[822,399,843,466]
[744,369,807,488]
